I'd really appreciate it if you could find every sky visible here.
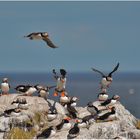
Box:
[0,1,140,73]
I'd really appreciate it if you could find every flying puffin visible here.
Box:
[24,32,58,48]
[15,85,37,96]
[56,117,72,131]
[87,102,100,115]
[67,120,80,139]
[36,126,56,139]
[35,85,56,100]
[100,95,120,107]
[91,63,120,92]
[97,92,109,102]
[0,78,10,95]
[52,69,67,97]
[97,106,116,121]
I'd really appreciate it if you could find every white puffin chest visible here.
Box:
[56,78,66,90]
[39,90,49,97]
[1,83,10,92]
[26,87,37,94]
[101,78,111,87]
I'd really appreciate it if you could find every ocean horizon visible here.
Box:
[0,72,140,118]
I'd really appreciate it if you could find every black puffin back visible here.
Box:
[37,127,52,138]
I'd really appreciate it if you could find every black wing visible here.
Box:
[101,99,111,106]
[91,68,105,77]
[98,112,111,120]
[108,63,119,77]
[37,127,51,138]
[60,69,67,76]
[43,37,58,48]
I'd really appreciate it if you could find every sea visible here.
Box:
[0,72,140,119]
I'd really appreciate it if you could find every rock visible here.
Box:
[0,94,139,139]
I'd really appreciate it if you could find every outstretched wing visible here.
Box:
[91,68,105,77]
[43,37,58,48]
[108,63,120,77]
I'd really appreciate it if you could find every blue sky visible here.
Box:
[0,1,140,73]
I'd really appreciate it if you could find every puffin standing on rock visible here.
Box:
[67,97,78,119]
[47,101,58,121]
[15,85,37,96]
[36,126,56,139]
[97,106,116,121]
[100,95,120,108]
[91,63,120,92]
[56,117,72,131]
[98,92,109,102]
[0,78,10,95]
[24,32,58,48]
[67,120,80,139]
[87,101,100,116]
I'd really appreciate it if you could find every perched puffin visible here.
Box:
[56,117,72,131]
[67,97,78,119]
[77,115,95,129]
[97,107,116,121]
[59,92,70,106]
[24,32,58,48]
[1,78,10,95]
[100,95,120,107]
[36,126,56,139]
[91,63,119,92]
[47,101,58,121]
[11,98,21,107]
[15,85,37,96]
[98,92,109,102]
[67,120,80,139]
[87,102,100,115]
[18,98,28,109]
[67,105,78,119]
[4,108,21,117]
[52,69,67,97]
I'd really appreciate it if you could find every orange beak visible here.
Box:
[61,92,65,97]
[53,92,58,96]
[65,117,71,121]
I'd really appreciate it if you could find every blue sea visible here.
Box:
[0,72,140,119]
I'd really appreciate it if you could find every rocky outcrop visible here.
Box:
[0,94,140,139]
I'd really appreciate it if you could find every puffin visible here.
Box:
[67,120,80,139]
[97,106,116,121]
[35,85,56,100]
[0,78,10,95]
[56,117,72,131]
[100,95,120,107]
[47,101,58,121]
[15,85,37,96]
[24,32,58,48]
[52,69,67,97]
[36,126,56,139]
[97,92,109,102]
[59,92,71,106]
[91,63,119,92]
[4,108,21,117]
[67,97,78,119]
[87,102,100,115]
[77,115,95,129]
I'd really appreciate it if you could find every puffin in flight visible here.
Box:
[91,63,120,92]
[24,32,58,48]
